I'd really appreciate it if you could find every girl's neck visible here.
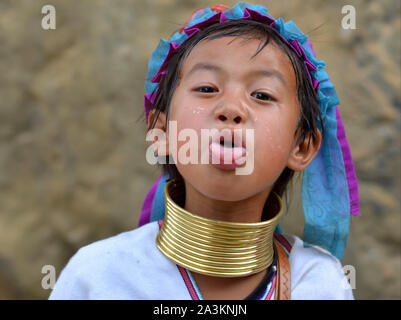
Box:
[183,180,274,223]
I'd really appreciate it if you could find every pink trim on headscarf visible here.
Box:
[336,107,361,216]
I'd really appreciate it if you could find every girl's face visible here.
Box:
[165,36,302,202]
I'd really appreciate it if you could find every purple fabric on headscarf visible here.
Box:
[307,41,360,217]
[138,175,162,227]
[336,107,361,216]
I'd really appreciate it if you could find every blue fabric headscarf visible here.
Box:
[139,2,360,260]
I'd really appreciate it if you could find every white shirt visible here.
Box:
[48,221,354,300]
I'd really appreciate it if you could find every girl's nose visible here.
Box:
[216,109,244,124]
[214,93,248,125]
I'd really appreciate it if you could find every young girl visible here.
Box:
[49,2,360,300]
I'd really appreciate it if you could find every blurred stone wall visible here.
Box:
[0,0,399,299]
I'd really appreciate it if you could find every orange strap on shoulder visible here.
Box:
[274,239,291,300]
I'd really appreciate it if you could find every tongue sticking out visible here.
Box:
[210,142,247,165]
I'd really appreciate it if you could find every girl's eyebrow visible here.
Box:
[185,62,224,79]
[185,62,287,88]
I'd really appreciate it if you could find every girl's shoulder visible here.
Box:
[49,221,183,299]
[279,233,354,300]
[62,221,160,270]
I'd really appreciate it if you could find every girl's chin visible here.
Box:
[196,186,250,203]
[179,167,257,200]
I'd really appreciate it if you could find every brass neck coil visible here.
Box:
[156,180,284,277]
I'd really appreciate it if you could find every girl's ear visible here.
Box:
[147,109,170,157]
[147,109,167,130]
[287,129,322,171]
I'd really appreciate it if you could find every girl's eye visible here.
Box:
[252,92,274,102]
[194,86,217,93]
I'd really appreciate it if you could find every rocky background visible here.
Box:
[0,0,399,299]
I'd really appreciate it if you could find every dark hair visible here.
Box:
[144,19,324,217]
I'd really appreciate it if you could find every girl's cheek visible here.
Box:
[191,106,206,115]
[176,105,208,129]
[254,121,290,161]
[170,104,209,151]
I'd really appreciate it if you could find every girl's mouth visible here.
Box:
[209,138,247,170]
